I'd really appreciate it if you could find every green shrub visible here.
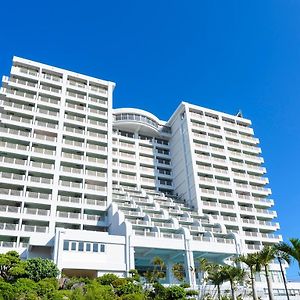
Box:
[121,293,145,300]
[25,258,59,282]
[96,273,119,286]
[0,281,15,300]
[165,285,186,300]
[84,281,115,300]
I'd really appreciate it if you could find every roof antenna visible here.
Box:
[236,109,243,118]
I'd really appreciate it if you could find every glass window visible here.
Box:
[93,243,98,252]
[86,243,91,252]
[78,242,84,252]
[71,242,76,251]
[63,240,69,251]
[100,244,105,252]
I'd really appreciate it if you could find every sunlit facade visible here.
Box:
[0,57,297,297]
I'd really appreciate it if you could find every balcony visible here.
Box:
[0,188,22,197]
[0,141,28,152]
[34,134,57,143]
[58,195,81,204]
[85,199,106,207]
[22,225,49,233]
[26,191,52,201]
[30,161,54,170]
[0,223,18,231]
[0,127,30,138]
[1,113,32,125]
[56,211,80,219]
[0,205,20,214]
[0,171,24,181]
[2,100,34,112]
[24,208,50,216]
[28,176,53,185]
[3,88,36,100]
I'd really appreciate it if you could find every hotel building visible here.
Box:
[0,56,295,297]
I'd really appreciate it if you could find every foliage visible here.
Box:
[0,251,26,282]
[96,273,119,286]
[25,257,60,282]
[129,269,141,282]
[172,263,185,282]
[276,238,300,270]
[144,256,166,283]
[165,285,187,299]
[0,280,15,300]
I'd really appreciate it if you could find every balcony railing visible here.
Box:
[22,225,49,233]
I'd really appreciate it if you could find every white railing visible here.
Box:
[32,147,55,156]
[0,223,18,231]
[3,101,33,111]
[26,191,51,200]
[30,161,54,169]
[57,211,80,219]
[60,181,82,188]
[1,113,32,123]
[89,96,107,105]
[58,195,81,203]
[85,184,106,192]
[85,199,106,206]
[0,172,24,181]
[40,85,61,94]
[0,188,22,196]
[22,225,49,233]
[5,88,35,99]
[34,134,57,142]
[38,96,60,105]
[29,176,53,184]
[0,127,30,137]
[0,205,20,213]
[24,208,50,216]
[0,141,28,151]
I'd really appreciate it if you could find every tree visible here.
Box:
[220,265,246,300]
[207,264,224,300]
[144,256,166,283]
[257,246,276,300]
[0,251,26,282]
[276,238,300,273]
[237,253,260,300]
[172,263,185,282]
[25,257,59,282]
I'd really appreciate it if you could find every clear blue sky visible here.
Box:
[1,0,299,279]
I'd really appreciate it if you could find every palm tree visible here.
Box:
[273,245,291,300]
[144,256,166,283]
[257,246,276,300]
[220,265,246,300]
[277,238,300,273]
[237,253,260,300]
[172,262,185,282]
[207,264,225,300]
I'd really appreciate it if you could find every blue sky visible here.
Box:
[1,0,300,279]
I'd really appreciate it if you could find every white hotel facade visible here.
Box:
[0,56,298,297]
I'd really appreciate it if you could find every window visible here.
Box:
[78,242,84,252]
[93,243,98,252]
[63,240,69,251]
[71,242,76,251]
[86,243,91,252]
[100,244,105,252]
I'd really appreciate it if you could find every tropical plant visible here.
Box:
[206,264,224,300]
[25,257,60,282]
[272,244,291,300]
[0,251,26,282]
[172,263,185,282]
[144,256,166,283]
[220,265,246,300]
[257,246,276,300]
[237,253,260,300]
[276,238,300,272]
